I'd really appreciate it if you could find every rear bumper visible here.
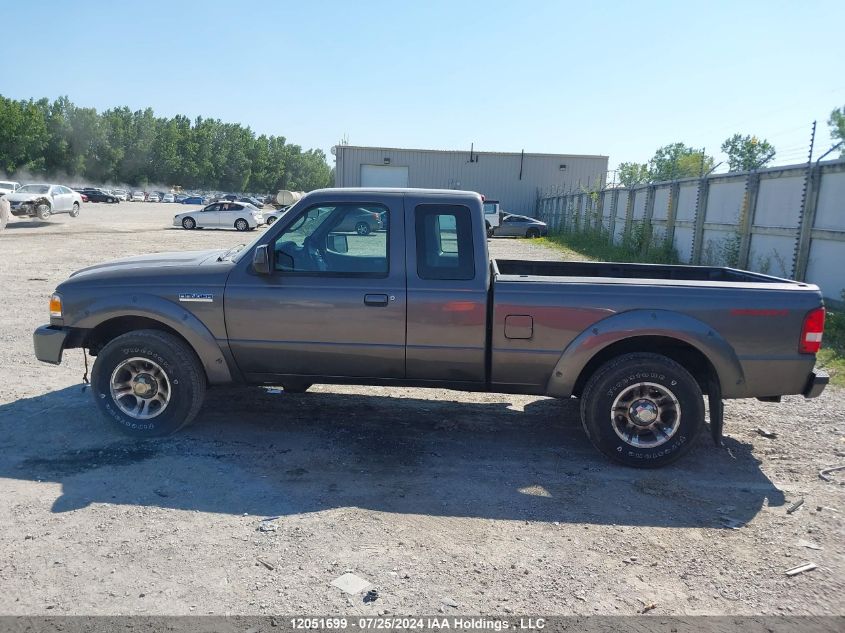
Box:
[802,369,829,398]
[33,325,69,365]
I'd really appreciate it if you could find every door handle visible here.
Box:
[364,293,389,307]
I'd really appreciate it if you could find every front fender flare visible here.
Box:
[70,293,233,384]
[545,309,746,398]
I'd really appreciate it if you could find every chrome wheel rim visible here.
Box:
[236,220,247,230]
[110,357,171,420]
[611,381,680,448]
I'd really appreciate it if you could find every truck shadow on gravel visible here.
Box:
[0,385,785,527]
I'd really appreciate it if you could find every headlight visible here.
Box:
[49,294,63,318]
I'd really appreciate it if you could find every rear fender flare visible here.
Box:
[545,309,746,398]
[71,293,233,384]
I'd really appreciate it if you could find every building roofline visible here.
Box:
[334,145,608,160]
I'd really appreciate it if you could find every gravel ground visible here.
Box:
[0,202,843,616]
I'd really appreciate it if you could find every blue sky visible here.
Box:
[3,0,843,174]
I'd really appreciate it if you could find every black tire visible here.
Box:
[282,382,312,393]
[355,221,371,236]
[580,352,704,468]
[266,216,277,225]
[182,217,196,230]
[91,329,206,438]
[486,222,493,238]
[526,228,540,239]
[70,202,80,218]
[234,218,249,231]
[36,203,51,220]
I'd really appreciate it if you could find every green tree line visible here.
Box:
[0,94,332,192]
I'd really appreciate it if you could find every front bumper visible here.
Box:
[802,369,829,398]
[9,203,35,217]
[33,325,69,365]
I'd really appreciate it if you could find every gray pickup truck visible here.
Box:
[33,188,828,467]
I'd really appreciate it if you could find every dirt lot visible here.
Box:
[0,202,843,616]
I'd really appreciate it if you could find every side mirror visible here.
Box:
[252,244,271,274]
[327,233,348,254]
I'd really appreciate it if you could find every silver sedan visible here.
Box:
[493,214,548,238]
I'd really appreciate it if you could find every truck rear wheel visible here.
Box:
[91,329,206,437]
[580,352,704,468]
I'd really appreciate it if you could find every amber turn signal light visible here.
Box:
[49,294,63,318]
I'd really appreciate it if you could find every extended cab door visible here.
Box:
[404,193,490,383]
[224,192,406,380]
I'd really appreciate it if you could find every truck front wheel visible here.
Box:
[36,202,52,220]
[580,352,704,468]
[91,329,207,437]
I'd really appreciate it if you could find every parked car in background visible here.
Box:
[162,193,176,203]
[174,194,187,203]
[147,192,162,202]
[0,180,21,196]
[5,184,83,219]
[71,189,90,203]
[131,191,145,201]
[238,196,264,208]
[181,195,205,205]
[81,188,119,203]
[173,201,263,231]
[493,214,548,238]
[332,207,382,235]
[112,189,129,201]
[483,198,502,237]
[263,208,287,225]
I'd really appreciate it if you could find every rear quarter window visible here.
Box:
[415,204,475,281]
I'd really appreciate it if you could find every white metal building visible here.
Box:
[333,145,609,214]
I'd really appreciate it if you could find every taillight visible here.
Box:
[799,307,825,354]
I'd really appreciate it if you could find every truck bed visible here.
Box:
[489,258,823,400]
[493,259,804,286]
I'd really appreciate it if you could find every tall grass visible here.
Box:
[539,221,679,265]
[818,302,845,387]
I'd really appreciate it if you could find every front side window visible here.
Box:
[415,204,475,280]
[273,203,388,276]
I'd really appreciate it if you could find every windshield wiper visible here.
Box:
[217,244,245,262]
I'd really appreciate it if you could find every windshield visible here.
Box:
[0,182,16,189]
[16,184,50,194]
